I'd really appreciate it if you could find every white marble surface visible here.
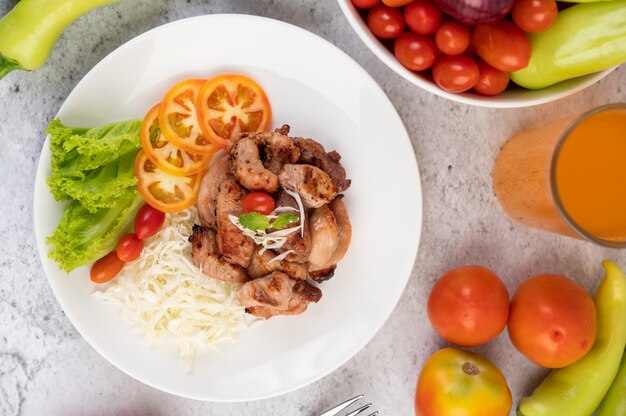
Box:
[1,0,625,415]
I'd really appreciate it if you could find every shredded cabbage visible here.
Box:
[94,207,251,370]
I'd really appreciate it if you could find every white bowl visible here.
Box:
[336,0,615,108]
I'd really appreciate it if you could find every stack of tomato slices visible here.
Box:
[135,74,272,213]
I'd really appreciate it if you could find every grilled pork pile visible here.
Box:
[189,125,351,319]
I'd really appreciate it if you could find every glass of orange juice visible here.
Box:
[493,103,626,248]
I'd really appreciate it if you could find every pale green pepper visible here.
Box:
[517,260,626,416]
[0,0,120,80]
[597,347,626,416]
[511,0,626,89]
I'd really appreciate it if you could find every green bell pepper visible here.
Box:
[0,0,120,80]
[511,0,626,89]
[597,347,626,416]
[517,260,626,416]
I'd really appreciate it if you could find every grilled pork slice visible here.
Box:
[197,152,231,228]
[216,178,254,268]
[189,225,249,283]
[237,272,322,319]
[307,204,339,271]
[235,125,300,175]
[248,246,308,280]
[278,164,338,208]
[293,137,351,192]
[308,196,352,282]
[274,190,311,263]
[230,136,280,193]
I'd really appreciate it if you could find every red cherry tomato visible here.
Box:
[134,204,166,240]
[367,5,405,39]
[427,266,510,347]
[394,32,438,71]
[404,0,441,35]
[242,192,276,215]
[473,61,510,96]
[432,55,479,93]
[472,20,531,72]
[116,233,144,262]
[512,0,558,34]
[352,0,380,8]
[90,251,125,284]
[435,21,470,56]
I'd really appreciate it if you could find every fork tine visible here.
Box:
[368,412,379,416]
[318,395,364,416]
[344,403,372,416]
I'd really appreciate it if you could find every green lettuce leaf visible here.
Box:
[47,192,144,272]
[46,118,142,211]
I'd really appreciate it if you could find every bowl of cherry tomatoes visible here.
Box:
[337,0,613,108]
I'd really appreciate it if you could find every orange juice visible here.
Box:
[493,104,626,247]
[555,109,626,242]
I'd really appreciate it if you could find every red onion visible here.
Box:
[433,0,515,26]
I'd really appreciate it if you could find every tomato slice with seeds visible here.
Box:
[141,104,214,176]
[196,74,272,149]
[158,79,216,154]
[134,150,204,213]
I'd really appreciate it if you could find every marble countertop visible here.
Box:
[1,0,625,415]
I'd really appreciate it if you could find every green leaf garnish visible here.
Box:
[239,212,271,231]
[272,213,299,230]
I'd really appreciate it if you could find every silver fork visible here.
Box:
[318,395,379,416]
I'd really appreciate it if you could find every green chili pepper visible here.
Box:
[0,0,120,80]
[597,347,626,416]
[517,260,626,416]
[511,0,626,89]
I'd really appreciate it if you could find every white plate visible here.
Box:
[33,15,422,402]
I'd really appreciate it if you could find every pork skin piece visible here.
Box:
[247,246,308,280]
[279,164,338,208]
[238,273,322,319]
[197,152,231,228]
[216,178,254,268]
[189,225,249,283]
[293,137,351,192]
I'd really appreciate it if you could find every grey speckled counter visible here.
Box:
[1,1,625,415]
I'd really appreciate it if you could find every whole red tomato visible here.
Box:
[432,55,480,93]
[394,32,438,71]
[508,274,597,368]
[473,60,510,96]
[472,20,531,72]
[427,265,509,347]
[415,348,512,416]
[367,5,405,39]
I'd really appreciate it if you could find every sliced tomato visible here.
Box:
[196,74,272,149]
[134,150,204,213]
[158,79,216,155]
[141,104,213,176]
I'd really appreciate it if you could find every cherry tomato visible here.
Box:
[382,0,414,5]
[196,74,272,149]
[394,32,438,71]
[472,20,531,72]
[242,192,276,215]
[116,233,143,262]
[158,79,217,155]
[141,104,214,176]
[416,348,512,416]
[135,150,204,213]
[427,265,509,347]
[508,274,597,368]
[352,0,380,8]
[367,5,405,39]
[90,251,125,284]
[432,55,479,93]
[512,0,558,34]
[404,0,441,35]
[435,21,470,56]
[473,60,510,96]
[135,204,166,240]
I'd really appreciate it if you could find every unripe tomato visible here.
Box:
[508,274,597,368]
[415,348,512,416]
[428,265,509,346]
